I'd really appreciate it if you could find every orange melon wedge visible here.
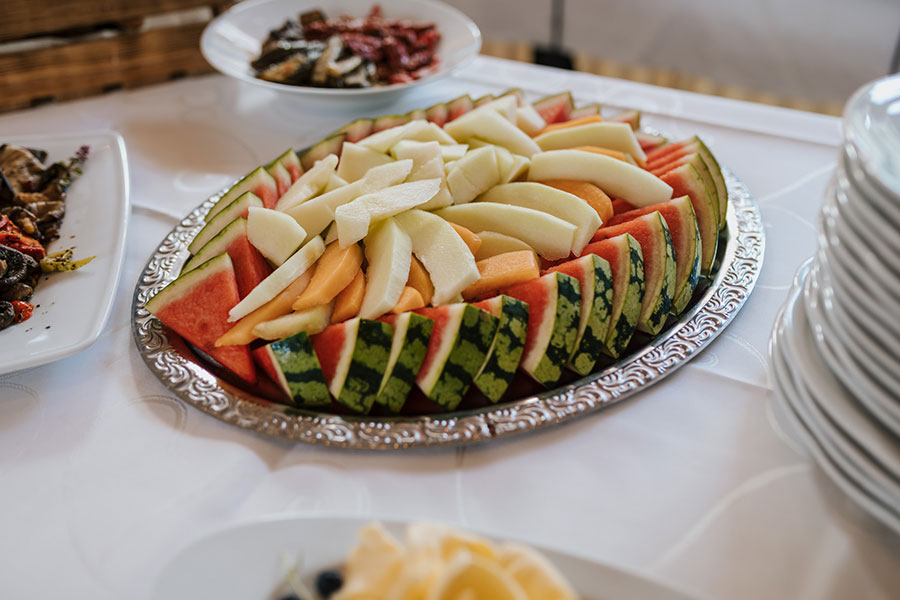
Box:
[292,241,363,311]
[539,179,614,223]
[331,267,366,323]
[462,250,541,301]
[537,115,604,136]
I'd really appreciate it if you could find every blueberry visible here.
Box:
[315,569,343,598]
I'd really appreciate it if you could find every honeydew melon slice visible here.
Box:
[335,178,441,247]
[606,195,701,314]
[443,109,541,158]
[285,159,413,242]
[311,317,393,413]
[473,231,535,261]
[407,158,453,210]
[491,145,530,184]
[358,120,431,153]
[246,206,306,266]
[534,122,647,163]
[189,191,263,255]
[478,182,601,255]
[515,104,547,136]
[274,153,339,212]
[407,122,458,145]
[389,140,441,169]
[590,211,675,335]
[394,209,480,306]
[146,253,256,384]
[207,167,278,219]
[336,142,393,183]
[251,303,332,340]
[472,295,529,402]
[471,95,518,122]
[435,203,577,260]
[413,303,497,410]
[360,218,412,320]
[571,233,644,358]
[264,332,332,407]
[502,271,581,387]
[182,217,271,298]
[446,147,500,204]
[440,144,469,162]
[227,235,325,322]
[528,150,672,208]
[544,254,613,375]
[374,312,434,412]
[324,173,348,192]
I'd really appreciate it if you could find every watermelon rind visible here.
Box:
[271,148,303,181]
[268,332,332,407]
[447,95,474,121]
[376,312,434,413]
[301,133,346,170]
[416,304,497,410]
[569,103,602,119]
[336,118,375,143]
[473,295,529,403]
[532,92,574,124]
[333,318,394,413]
[189,191,263,255]
[473,94,496,107]
[659,162,719,275]
[425,102,449,126]
[373,113,412,133]
[183,217,247,273]
[609,108,641,130]
[207,167,276,220]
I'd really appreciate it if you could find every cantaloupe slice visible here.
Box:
[449,223,482,255]
[390,286,425,314]
[537,115,604,135]
[331,268,366,323]
[462,250,540,301]
[252,303,333,340]
[407,256,434,305]
[215,270,312,347]
[539,179,614,223]
[291,241,363,311]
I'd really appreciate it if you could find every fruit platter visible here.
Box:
[132,90,764,449]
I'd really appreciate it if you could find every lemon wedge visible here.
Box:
[427,553,527,600]
[496,542,579,600]
[334,522,405,599]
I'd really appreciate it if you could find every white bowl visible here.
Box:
[200,0,481,109]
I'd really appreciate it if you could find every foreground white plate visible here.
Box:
[201,0,481,107]
[0,131,129,375]
[151,516,696,600]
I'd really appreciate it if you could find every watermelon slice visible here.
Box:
[473,94,496,107]
[605,195,701,314]
[250,345,286,399]
[182,217,272,298]
[544,254,613,376]
[208,167,278,219]
[447,95,474,122]
[635,132,668,152]
[146,253,256,383]
[569,103,602,120]
[502,271,581,387]
[266,161,291,197]
[425,102,449,127]
[646,137,727,228]
[375,312,434,412]
[273,148,303,182]
[189,191,264,255]
[649,153,718,225]
[413,303,498,410]
[311,317,393,413]
[657,162,719,275]
[264,332,332,407]
[373,113,412,133]
[336,118,375,143]
[472,295,530,402]
[533,92,574,124]
[300,133,346,170]
[574,233,644,358]
[609,108,640,130]
[590,211,676,335]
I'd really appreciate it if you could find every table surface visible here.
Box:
[1,56,898,598]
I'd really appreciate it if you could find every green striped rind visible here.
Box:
[207,167,275,221]
[568,255,614,376]
[672,199,703,315]
[336,319,393,413]
[300,133,346,170]
[268,332,331,407]
[690,137,728,229]
[473,296,529,402]
[376,313,434,413]
[604,235,645,358]
[638,213,677,335]
[189,192,263,255]
[422,305,498,410]
[528,272,581,387]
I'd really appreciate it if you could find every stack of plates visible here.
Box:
[769,74,900,535]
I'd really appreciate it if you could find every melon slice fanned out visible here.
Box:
[590,211,676,335]
[573,233,645,358]
[182,217,272,298]
[502,271,581,387]
[472,295,529,402]
[544,254,614,376]
[263,332,332,407]
[605,196,701,314]
[375,312,434,412]
[413,304,498,410]
[311,317,393,413]
[646,136,727,228]
[146,253,256,384]
[656,162,718,275]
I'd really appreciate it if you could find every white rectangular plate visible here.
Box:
[1,130,129,375]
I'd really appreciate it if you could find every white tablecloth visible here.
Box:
[1,57,897,598]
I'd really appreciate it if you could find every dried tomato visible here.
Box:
[0,216,46,261]
[11,301,33,323]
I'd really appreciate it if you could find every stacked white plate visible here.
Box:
[769,74,900,535]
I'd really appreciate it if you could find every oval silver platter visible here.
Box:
[132,168,764,449]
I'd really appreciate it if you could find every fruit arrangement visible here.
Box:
[146,89,728,415]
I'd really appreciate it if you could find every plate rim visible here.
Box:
[200,0,483,99]
[1,129,130,375]
[131,164,763,450]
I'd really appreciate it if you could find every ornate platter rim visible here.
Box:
[131,168,764,450]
